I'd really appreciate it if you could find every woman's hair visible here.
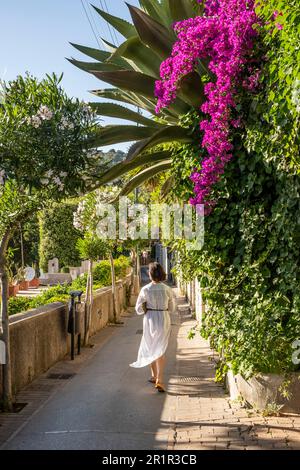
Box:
[149,262,166,282]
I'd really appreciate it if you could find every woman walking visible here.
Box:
[130,262,176,393]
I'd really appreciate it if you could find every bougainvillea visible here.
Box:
[155,0,260,209]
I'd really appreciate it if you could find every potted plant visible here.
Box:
[7,249,20,298]
[8,276,20,298]
[17,267,29,291]
[29,277,40,288]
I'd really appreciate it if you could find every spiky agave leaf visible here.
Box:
[70,0,204,194]
[115,160,173,198]
[92,150,171,185]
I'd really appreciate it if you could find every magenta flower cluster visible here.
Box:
[155,0,259,209]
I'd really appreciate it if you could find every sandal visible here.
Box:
[155,382,166,393]
[148,377,157,384]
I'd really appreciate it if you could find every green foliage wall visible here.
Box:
[171,1,300,378]
[39,202,81,272]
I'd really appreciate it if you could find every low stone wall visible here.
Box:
[0,274,132,397]
[226,370,300,413]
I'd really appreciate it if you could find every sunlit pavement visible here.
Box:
[1,289,300,450]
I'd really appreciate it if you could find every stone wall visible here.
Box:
[0,274,132,397]
[226,370,300,414]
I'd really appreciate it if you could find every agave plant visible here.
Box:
[70,0,205,196]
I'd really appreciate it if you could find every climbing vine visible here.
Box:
[170,0,300,379]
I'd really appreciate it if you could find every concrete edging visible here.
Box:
[1,272,133,397]
[226,369,300,413]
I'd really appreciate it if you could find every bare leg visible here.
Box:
[151,361,157,381]
[156,355,166,386]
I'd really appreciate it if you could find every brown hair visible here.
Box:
[149,262,166,283]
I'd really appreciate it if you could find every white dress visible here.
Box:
[130,282,176,368]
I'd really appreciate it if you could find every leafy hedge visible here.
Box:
[171,1,300,379]
[8,256,131,316]
[39,202,82,272]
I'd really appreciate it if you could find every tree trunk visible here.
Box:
[136,244,141,284]
[130,249,136,286]
[109,252,118,323]
[83,259,93,346]
[0,230,13,411]
[19,223,25,268]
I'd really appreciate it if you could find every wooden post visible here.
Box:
[109,252,118,323]
[19,223,25,268]
[83,259,93,346]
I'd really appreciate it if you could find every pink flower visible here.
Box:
[272,11,283,20]
[275,23,283,30]
[155,0,259,209]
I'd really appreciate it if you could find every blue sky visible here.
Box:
[0,0,140,151]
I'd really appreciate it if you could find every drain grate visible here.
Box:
[47,373,76,380]
[136,329,143,335]
[178,376,204,382]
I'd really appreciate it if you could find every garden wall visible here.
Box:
[226,370,300,414]
[0,273,132,397]
[178,277,300,414]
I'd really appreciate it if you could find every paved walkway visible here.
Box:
[1,291,300,450]
[17,286,49,298]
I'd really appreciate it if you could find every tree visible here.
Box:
[39,202,82,272]
[74,187,122,330]
[76,235,109,345]
[0,73,106,409]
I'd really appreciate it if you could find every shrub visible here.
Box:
[39,202,82,272]
[8,297,32,316]
[30,284,70,309]
[93,260,112,286]
[8,256,132,316]
[114,256,131,279]
[61,267,70,274]
[70,274,88,290]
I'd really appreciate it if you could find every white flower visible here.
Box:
[59,117,75,131]
[53,176,64,191]
[59,171,68,178]
[292,80,300,113]
[81,103,96,120]
[38,105,53,121]
[31,115,42,128]
[45,169,53,178]
[0,169,5,185]
[73,214,84,231]
[86,149,99,160]
[40,178,49,185]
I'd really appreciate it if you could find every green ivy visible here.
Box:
[171,2,300,379]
